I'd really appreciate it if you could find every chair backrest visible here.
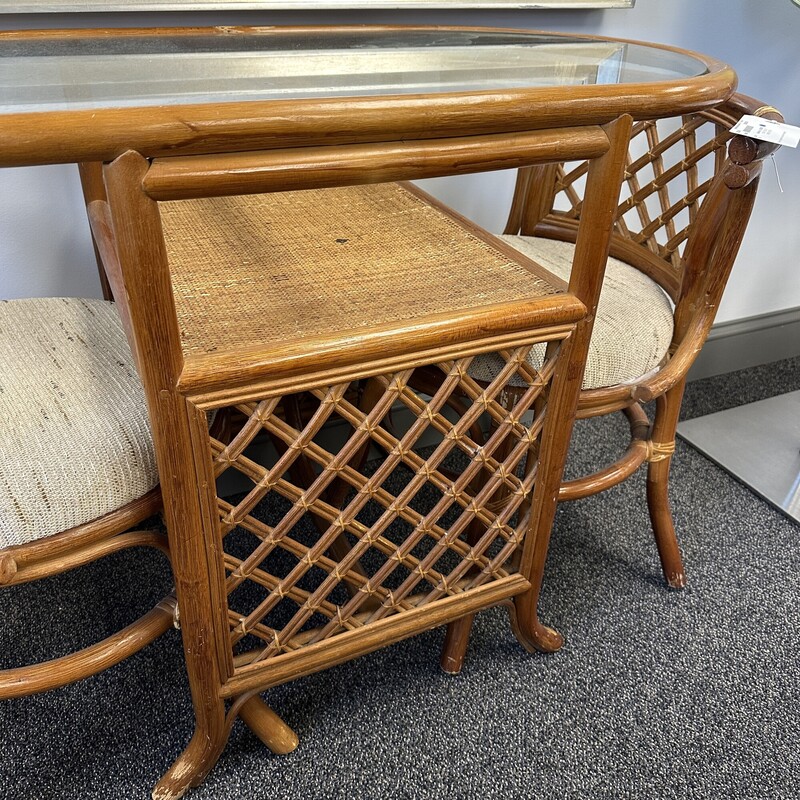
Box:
[504,94,781,401]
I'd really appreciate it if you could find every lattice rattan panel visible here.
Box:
[205,341,565,669]
[551,112,733,268]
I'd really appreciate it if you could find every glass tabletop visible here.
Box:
[0,28,709,114]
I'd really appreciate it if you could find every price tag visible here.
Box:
[730,115,800,148]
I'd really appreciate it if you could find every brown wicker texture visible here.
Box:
[160,183,559,360]
[207,340,560,673]
[98,115,632,798]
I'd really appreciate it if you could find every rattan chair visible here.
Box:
[439,94,781,672]
[0,295,173,700]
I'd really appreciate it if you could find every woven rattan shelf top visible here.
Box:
[161,182,581,396]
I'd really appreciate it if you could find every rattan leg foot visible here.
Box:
[510,592,564,654]
[152,709,229,800]
[440,613,475,674]
[239,695,299,754]
[647,383,686,589]
[513,621,564,654]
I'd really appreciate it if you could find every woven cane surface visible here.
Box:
[204,341,564,668]
[160,183,559,359]
[551,111,733,269]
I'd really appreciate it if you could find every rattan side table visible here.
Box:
[93,116,631,797]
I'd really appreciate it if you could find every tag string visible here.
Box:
[770,154,784,193]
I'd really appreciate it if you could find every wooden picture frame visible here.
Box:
[7,0,636,12]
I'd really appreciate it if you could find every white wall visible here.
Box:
[1,0,798,323]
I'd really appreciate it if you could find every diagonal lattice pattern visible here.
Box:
[201,342,564,668]
[551,111,734,269]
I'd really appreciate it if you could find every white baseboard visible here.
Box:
[688,306,800,381]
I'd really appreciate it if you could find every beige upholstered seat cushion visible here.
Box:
[0,298,157,549]
[470,236,675,390]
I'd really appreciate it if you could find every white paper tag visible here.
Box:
[730,115,800,148]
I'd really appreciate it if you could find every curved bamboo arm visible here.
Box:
[0,486,162,577]
[559,404,650,500]
[0,596,176,700]
[2,530,170,588]
[633,315,715,403]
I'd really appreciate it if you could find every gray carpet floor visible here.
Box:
[2,357,799,800]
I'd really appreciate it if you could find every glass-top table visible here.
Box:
[0,26,736,167]
[0,24,756,800]
[0,28,712,111]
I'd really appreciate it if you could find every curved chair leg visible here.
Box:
[0,530,173,700]
[0,597,174,700]
[559,404,651,502]
[646,380,687,589]
[511,603,565,654]
[443,537,566,669]
[440,592,564,667]
[510,472,564,655]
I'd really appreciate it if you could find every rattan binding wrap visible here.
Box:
[160,183,560,359]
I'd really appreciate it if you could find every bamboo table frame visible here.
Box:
[0,25,739,798]
[0,25,737,168]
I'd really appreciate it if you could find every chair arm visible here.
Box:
[632,307,714,403]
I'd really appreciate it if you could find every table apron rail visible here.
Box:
[141,127,611,201]
[220,574,528,698]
